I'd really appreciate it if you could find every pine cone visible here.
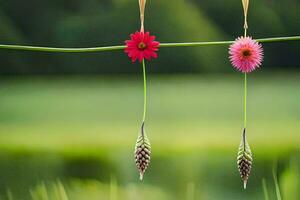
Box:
[237,128,253,189]
[134,122,151,180]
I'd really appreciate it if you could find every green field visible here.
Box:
[0,72,299,199]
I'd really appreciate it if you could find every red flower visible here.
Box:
[125,31,160,63]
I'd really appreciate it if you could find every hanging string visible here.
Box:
[242,0,249,37]
[139,0,146,33]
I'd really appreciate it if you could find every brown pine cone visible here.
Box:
[237,128,253,189]
[134,122,151,180]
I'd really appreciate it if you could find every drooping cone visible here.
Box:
[237,128,253,189]
[134,122,151,180]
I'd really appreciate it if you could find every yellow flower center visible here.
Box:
[138,42,147,50]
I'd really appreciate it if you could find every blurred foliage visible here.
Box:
[0,74,299,199]
[30,182,68,200]
[281,158,300,199]
[0,0,299,74]
[17,180,173,200]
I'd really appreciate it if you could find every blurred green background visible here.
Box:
[0,0,299,199]
[0,0,299,74]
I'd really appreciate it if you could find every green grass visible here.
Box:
[0,73,299,153]
[0,72,299,199]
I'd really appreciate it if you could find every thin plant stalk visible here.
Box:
[262,178,270,200]
[244,72,247,128]
[0,36,298,53]
[273,167,282,200]
[142,59,147,123]
[243,18,248,129]
[6,189,13,200]
[134,60,151,181]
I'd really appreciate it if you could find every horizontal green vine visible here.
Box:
[0,36,298,53]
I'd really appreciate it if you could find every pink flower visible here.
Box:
[229,36,264,73]
[125,31,160,63]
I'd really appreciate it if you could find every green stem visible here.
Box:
[142,59,147,123]
[0,44,125,52]
[160,36,300,47]
[256,36,300,43]
[244,73,247,128]
[244,26,247,129]
[273,167,282,200]
[159,40,233,48]
[0,36,299,52]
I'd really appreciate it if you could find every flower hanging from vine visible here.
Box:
[124,0,159,180]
